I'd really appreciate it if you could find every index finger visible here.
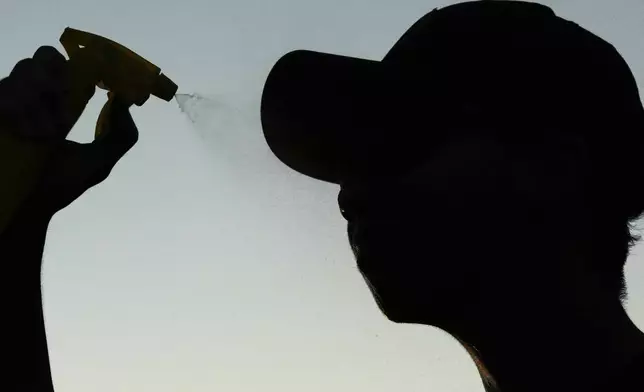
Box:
[60,49,98,134]
[32,46,67,80]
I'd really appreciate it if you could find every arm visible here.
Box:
[0,209,54,391]
[0,45,138,392]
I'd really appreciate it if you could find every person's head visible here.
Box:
[336,118,644,328]
[261,0,644,329]
[262,3,644,390]
[335,105,644,392]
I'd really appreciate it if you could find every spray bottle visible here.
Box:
[0,27,178,234]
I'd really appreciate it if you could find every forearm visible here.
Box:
[1,212,54,391]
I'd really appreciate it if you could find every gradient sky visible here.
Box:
[1,0,643,391]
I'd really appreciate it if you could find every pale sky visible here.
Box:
[1,0,643,391]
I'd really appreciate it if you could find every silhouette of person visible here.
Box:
[261,1,644,391]
[1,1,643,392]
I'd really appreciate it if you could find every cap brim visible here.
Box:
[261,50,387,184]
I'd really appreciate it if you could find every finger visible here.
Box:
[32,46,67,80]
[9,59,44,97]
[93,95,138,160]
[60,50,97,133]
[80,101,138,189]
[30,47,67,95]
[65,49,98,102]
[10,57,61,105]
[32,47,74,137]
[5,58,56,138]
[10,57,34,77]
[0,74,23,117]
[0,71,26,136]
[14,55,72,139]
[32,46,68,99]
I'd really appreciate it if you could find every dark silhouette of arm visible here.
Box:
[0,210,54,391]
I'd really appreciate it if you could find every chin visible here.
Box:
[381,305,424,324]
[363,272,435,325]
[378,296,434,325]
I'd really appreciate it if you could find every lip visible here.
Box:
[349,222,370,269]
[347,220,355,236]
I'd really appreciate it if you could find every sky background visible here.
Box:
[1,0,644,391]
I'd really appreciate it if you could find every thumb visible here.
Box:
[86,95,139,184]
[95,94,139,156]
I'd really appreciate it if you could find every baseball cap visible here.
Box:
[260,0,644,185]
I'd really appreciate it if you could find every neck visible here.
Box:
[452,290,644,392]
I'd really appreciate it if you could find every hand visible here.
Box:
[0,46,139,221]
